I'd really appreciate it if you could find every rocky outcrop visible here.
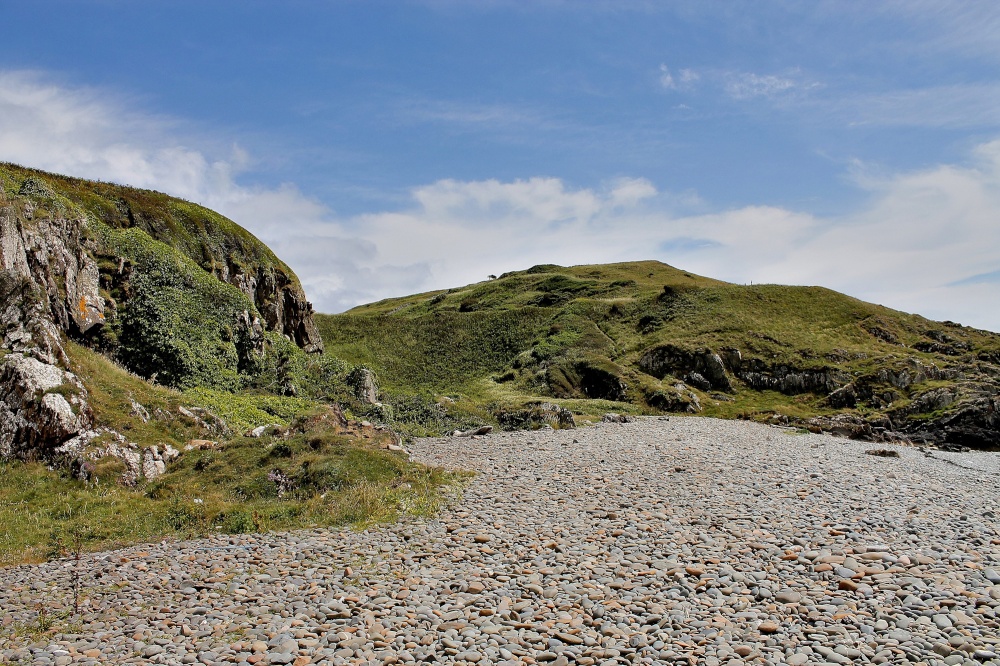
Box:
[638,345,732,392]
[736,358,848,395]
[495,402,576,430]
[640,343,848,397]
[804,413,910,443]
[347,367,380,404]
[220,262,323,353]
[1,204,105,366]
[874,358,961,390]
[891,383,1000,450]
[926,394,1000,449]
[644,382,702,413]
[546,358,629,402]
[2,202,105,337]
[0,272,65,366]
[0,353,92,459]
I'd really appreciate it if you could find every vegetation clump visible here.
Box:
[318,260,1000,448]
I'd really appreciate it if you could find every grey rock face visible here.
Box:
[0,206,105,338]
[0,352,92,459]
[0,271,66,366]
[639,344,734,392]
[909,386,958,413]
[225,263,324,354]
[738,361,847,395]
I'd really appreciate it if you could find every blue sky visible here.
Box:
[1,1,999,330]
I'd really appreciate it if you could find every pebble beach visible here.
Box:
[2,416,999,665]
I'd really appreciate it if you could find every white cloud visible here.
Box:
[1,70,999,332]
[679,68,699,83]
[660,64,701,92]
[724,72,797,100]
[342,152,1000,331]
[658,64,675,89]
[0,70,395,312]
[607,177,658,207]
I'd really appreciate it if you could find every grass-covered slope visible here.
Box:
[0,340,458,566]
[318,261,1000,447]
[0,164,457,565]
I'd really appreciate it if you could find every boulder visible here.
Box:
[129,397,151,423]
[806,414,874,439]
[827,383,858,409]
[685,372,712,392]
[141,446,167,480]
[347,367,380,404]
[0,352,92,460]
[645,383,701,413]
[247,423,284,438]
[454,425,494,437]
[495,402,576,430]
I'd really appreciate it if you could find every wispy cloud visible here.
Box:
[402,99,544,127]
[881,0,1000,62]
[950,269,1000,286]
[658,64,675,89]
[657,65,816,103]
[839,83,1000,129]
[724,71,799,100]
[659,64,700,91]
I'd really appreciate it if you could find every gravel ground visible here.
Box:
[2,416,999,666]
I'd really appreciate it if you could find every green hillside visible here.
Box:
[0,164,454,564]
[318,261,1000,448]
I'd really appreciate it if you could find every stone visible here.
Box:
[0,352,92,460]
[129,397,151,423]
[758,621,779,634]
[347,367,379,404]
[248,424,283,438]
[455,426,494,437]
[142,446,167,480]
[775,590,801,603]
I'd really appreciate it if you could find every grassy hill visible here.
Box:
[318,260,1000,448]
[0,164,454,564]
[2,159,997,564]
